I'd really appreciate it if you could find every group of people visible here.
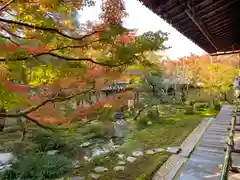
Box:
[234,75,240,98]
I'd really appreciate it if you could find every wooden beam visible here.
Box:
[199,0,237,19]
[185,9,218,51]
[211,50,240,56]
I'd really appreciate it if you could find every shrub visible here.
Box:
[1,153,73,180]
[29,129,79,153]
[136,108,161,129]
[82,123,103,138]
[83,122,114,139]
[194,103,209,111]
[3,140,38,155]
[91,155,106,166]
[147,109,160,121]
[184,106,194,115]
[137,117,148,129]
[214,104,221,111]
[30,130,68,152]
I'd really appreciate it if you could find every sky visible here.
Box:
[79,0,206,59]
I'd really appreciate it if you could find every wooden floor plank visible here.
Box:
[178,105,240,180]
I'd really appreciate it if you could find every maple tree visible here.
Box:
[197,59,238,106]
[0,0,168,130]
[163,55,239,105]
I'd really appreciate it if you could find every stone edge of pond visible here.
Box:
[152,117,214,180]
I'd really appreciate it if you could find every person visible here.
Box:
[0,107,6,132]
[234,76,240,98]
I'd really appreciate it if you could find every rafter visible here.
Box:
[184,8,217,51]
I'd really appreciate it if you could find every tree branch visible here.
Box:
[49,38,104,52]
[0,87,94,118]
[0,51,128,67]
[23,114,56,131]
[0,0,14,12]
[0,17,100,41]
[1,26,34,40]
[0,33,19,45]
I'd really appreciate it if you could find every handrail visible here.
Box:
[220,104,237,180]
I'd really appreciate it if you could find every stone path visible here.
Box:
[177,105,240,180]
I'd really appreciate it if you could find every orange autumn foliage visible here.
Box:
[0,44,49,55]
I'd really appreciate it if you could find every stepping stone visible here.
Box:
[132,151,143,157]
[72,160,81,168]
[126,156,136,163]
[71,176,85,180]
[114,166,125,171]
[117,154,125,159]
[81,142,92,148]
[147,121,153,125]
[167,147,181,154]
[83,156,91,162]
[146,150,155,155]
[47,150,59,155]
[89,173,100,179]
[93,166,108,173]
[154,148,165,153]
[117,161,126,165]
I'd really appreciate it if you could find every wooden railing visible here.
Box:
[220,102,237,180]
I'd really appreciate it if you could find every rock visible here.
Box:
[93,166,108,173]
[89,173,100,179]
[0,164,12,172]
[132,151,143,157]
[154,148,165,153]
[167,147,181,154]
[47,150,59,155]
[117,154,125,159]
[92,148,107,157]
[72,160,81,168]
[0,165,5,171]
[0,153,15,165]
[147,121,153,125]
[145,150,155,155]
[84,156,91,162]
[81,142,92,148]
[71,176,85,180]
[114,166,125,171]
[117,161,126,165]
[113,145,121,150]
[126,156,136,163]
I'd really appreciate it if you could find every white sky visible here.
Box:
[79,0,206,59]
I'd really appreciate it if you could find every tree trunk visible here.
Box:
[0,107,6,132]
[209,92,215,108]
[222,92,227,101]
[16,110,27,142]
